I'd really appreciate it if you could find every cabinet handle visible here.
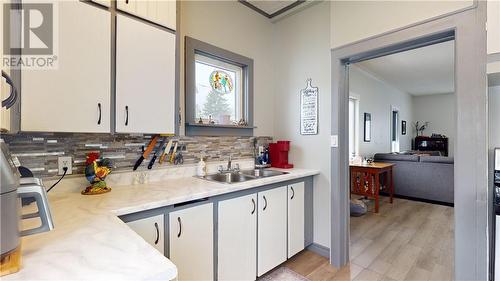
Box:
[263,196,267,211]
[177,217,182,238]
[291,186,295,200]
[125,106,129,126]
[125,0,129,3]
[154,222,159,245]
[97,103,101,125]
[251,198,256,214]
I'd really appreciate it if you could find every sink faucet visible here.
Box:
[227,156,232,171]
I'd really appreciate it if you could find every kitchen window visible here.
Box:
[185,37,254,136]
[195,54,243,124]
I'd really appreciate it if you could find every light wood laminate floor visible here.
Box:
[281,197,454,280]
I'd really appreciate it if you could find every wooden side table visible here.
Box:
[349,162,395,213]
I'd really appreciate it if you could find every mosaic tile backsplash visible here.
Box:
[1,133,272,178]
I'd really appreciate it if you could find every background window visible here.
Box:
[349,97,359,157]
[194,54,243,125]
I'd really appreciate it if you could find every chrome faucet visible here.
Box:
[217,156,239,174]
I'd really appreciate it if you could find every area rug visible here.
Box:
[258,267,310,281]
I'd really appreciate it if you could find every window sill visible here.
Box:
[185,123,255,136]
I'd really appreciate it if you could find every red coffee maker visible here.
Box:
[269,141,294,169]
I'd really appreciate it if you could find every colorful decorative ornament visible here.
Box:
[81,152,113,195]
[209,70,233,94]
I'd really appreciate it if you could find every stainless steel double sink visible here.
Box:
[199,169,288,184]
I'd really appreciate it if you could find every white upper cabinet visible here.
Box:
[115,15,176,134]
[21,1,111,132]
[126,214,165,255]
[287,182,305,258]
[117,0,176,30]
[257,186,287,277]
[169,203,214,281]
[218,194,257,281]
[488,0,500,54]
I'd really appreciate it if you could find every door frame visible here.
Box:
[330,3,488,280]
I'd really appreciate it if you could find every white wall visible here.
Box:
[330,1,473,48]
[349,66,414,157]
[273,1,331,248]
[179,1,275,136]
[412,93,455,156]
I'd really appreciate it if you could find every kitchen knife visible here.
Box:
[133,135,159,170]
[147,137,167,169]
[160,139,173,164]
[170,142,178,164]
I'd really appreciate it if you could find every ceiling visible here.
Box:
[356,40,455,96]
[240,0,306,18]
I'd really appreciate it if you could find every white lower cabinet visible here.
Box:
[288,182,305,258]
[169,203,213,281]
[218,194,257,281]
[126,214,165,255]
[257,186,287,277]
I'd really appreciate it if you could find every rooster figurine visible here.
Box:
[81,152,113,195]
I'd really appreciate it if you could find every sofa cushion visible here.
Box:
[419,156,454,164]
[373,153,419,162]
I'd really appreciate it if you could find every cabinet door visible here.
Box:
[169,203,213,281]
[488,0,500,54]
[288,182,305,258]
[117,0,176,30]
[257,186,287,277]
[115,15,176,134]
[218,194,257,281]
[21,1,111,132]
[126,214,164,255]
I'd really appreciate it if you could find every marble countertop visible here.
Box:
[4,167,319,281]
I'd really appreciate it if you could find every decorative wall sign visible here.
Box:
[300,79,319,135]
[209,70,233,94]
[402,120,407,135]
[364,113,371,142]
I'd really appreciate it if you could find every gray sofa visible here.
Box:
[373,153,454,204]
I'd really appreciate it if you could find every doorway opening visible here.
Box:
[347,39,456,280]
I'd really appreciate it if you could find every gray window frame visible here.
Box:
[185,36,254,136]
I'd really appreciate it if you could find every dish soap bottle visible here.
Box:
[197,156,207,177]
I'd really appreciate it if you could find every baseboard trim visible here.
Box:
[379,192,454,207]
[306,243,330,258]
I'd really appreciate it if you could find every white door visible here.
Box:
[117,0,176,30]
[488,0,500,54]
[21,1,111,132]
[218,194,257,281]
[126,214,164,255]
[169,203,213,281]
[1,3,10,132]
[115,15,176,134]
[288,182,305,258]
[257,186,287,276]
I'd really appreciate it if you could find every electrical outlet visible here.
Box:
[58,156,73,175]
